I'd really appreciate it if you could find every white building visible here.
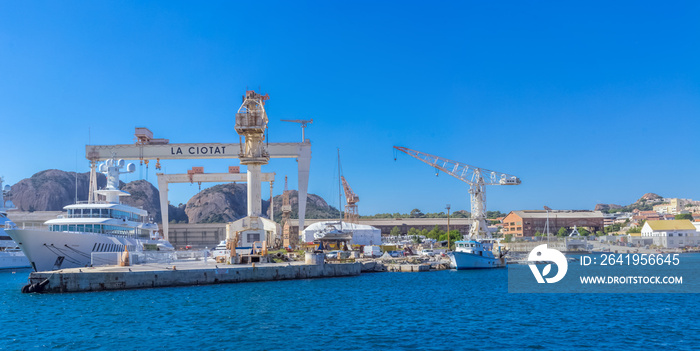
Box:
[301,221,381,246]
[640,220,697,248]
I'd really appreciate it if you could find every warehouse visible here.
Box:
[502,210,604,239]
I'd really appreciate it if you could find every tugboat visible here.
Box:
[449,240,507,269]
[6,158,173,272]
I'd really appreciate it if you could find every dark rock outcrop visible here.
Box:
[9,170,106,211]
[594,204,622,212]
[271,190,341,220]
[119,180,162,222]
[185,183,250,223]
[168,203,189,223]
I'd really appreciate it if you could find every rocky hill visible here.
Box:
[185,183,251,223]
[8,169,340,224]
[595,193,663,213]
[271,190,341,220]
[594,204,622,212]
[9,169,184,222]
[9,169,106,211]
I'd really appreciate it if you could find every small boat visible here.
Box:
[209,240,252,258]
[449,240,507,269]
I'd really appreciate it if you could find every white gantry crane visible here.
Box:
[393,146,521,238]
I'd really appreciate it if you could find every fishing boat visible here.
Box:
[449,240,507,269]
[0,177,31,269]
[6,158,173,272]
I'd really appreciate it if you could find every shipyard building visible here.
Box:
[502,210,605,238]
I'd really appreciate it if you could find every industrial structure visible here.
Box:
[341,176,359,224]
[281,119,313,142]
[281,175,295,248]
[84,91,312,245]
[393,146,520,238]
[155,167,276,245]
[501,210,605,238]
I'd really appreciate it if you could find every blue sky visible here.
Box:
[1,1,699,215]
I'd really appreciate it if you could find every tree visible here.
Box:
[487,210,506,219]
[407,227,419,236]
[427,225,444,240]
[409,209,424,218]
[439,230,461,244]
[390,226,401,236]
[557,227,569,237]
[420,229,429,237]
[502,234,513,243]
[596,231,604,236]
[535,231,542,237]
[578,228,590,236]
[675,213,693,221]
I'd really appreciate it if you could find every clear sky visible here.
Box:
[1,1,699,215]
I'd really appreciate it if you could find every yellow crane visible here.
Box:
[341,176,360,224]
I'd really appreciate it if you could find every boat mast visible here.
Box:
[337,148,342,228]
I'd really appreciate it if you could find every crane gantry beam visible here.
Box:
[155,171,276,241]
[393,146,520,238]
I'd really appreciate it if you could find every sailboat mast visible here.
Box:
[337,148,342,226]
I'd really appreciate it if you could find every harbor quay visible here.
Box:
[25,257,361,293]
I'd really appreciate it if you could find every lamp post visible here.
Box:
[446,204,451,251]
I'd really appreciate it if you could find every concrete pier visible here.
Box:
[26,260,360,293]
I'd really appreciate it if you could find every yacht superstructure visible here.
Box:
[6,159,172,272]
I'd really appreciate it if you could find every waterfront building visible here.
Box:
[638,219,697,248]
[501,210,604,239]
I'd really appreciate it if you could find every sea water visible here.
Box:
[1,256,698,351]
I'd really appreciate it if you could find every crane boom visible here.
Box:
[393,146,520,186]
[281,119,313,142]
[393,146,521,238]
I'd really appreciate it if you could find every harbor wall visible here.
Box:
[27,262,361,293]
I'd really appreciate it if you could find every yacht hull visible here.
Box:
[449,251,506,270]
[0,251,30,269]
[6,228,140,272]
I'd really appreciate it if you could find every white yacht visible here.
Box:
[449,239,507,269]
[6,158,173,272]
[0,177,31,269]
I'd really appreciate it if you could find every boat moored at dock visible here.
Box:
[449,240,507,269]
[6,158,173,272]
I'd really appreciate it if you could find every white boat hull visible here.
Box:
[449,251,506,270]
[0,251,30,269]
[6,228,142,272]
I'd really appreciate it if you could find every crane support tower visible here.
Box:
[393,146,520,238]
[281,175,295,248]
[341,176,359,224]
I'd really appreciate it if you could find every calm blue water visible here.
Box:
[1,258,698,351]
